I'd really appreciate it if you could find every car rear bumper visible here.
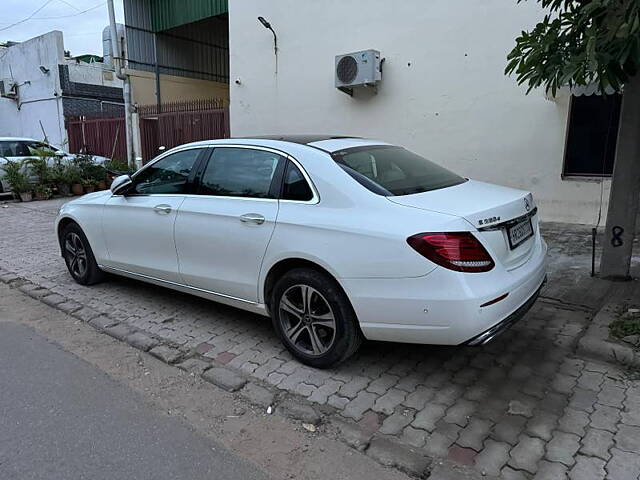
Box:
[462,277,545,346]
[341,235,547,345]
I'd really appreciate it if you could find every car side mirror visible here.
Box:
[110,174,133,195]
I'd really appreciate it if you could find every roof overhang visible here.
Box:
[151,0,228,32]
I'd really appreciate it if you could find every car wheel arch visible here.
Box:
[262,258,353,316]
[57,217,78,246]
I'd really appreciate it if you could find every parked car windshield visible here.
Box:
[0,141,58,158]
[332,145,466,196]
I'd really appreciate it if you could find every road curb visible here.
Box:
[0,266,433,478]
[577,301,640,369]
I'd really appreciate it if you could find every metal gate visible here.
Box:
[138,99,229,163]
[66,116,127,161]
[65,99,229,164]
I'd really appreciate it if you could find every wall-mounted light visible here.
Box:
[39,65,50,75]
[258,16,278,74]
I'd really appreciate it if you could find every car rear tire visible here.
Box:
[271,268,362,368]
[61,223,104,285]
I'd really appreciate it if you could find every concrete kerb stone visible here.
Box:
[365,436,432,477]
[88,315,118,332]
[0,271,22,285]
[127,331,159,352]
[103,322,133,342]
[202,366,248,392]
[0,268,433,477]
[17,283,50,299]
[577,301,640,368]
[240,382,277,408]
[149,345,184,364]
[277,396,322,425]
[332,417,373,451]
[0,270,179,362]
[176,357,213,376]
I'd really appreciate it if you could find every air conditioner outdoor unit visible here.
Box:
[335,49,382,96]
[0,80,17,99]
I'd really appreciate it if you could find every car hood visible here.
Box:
[65,189,112,206]
[386,179,534,230]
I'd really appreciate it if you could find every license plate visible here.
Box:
[507,219,534,250]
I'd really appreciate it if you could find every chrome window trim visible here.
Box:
[130,144,211,181]
[115,145,210,197]
[200,144,320,205]
[115,142,320,204]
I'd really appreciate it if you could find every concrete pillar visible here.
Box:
[600,75,640,279]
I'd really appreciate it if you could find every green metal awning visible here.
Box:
[151,0,228,32]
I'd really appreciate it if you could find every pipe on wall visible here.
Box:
[107,0,140,169]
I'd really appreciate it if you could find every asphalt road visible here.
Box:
[0,321,269,480]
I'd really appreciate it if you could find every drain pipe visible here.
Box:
[107,0,138,169]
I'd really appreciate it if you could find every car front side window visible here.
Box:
[133,149,202,195]
[0,142,30,157]
[198,147,282,198]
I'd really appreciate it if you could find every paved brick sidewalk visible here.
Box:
[1,199,640,479]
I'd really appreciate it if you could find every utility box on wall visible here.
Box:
[0,80,18,99]
[335,49,382,96]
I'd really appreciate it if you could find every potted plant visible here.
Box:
[82,178,96,194]
[67,165,83,195]
[33,183,52,201]
[1,159,32,202]
[84,162,107,190]
[57,183,71,196]
[25,156,50,185]
[48,161,69,196]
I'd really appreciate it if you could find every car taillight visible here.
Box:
[407,232,495,273]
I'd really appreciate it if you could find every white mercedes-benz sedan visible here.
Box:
[55,136,547,367]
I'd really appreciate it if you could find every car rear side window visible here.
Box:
[133,148,201,194]
[282,162,313,201]
[199,147,282,198]
[332,145,466,196]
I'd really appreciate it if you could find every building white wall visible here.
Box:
[229,0,611,225]
[67,61,123,89]
[0,31,66,147]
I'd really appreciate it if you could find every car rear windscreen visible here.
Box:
[332,145,466,196]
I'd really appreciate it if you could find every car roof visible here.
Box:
[242,134,359,144]
[234,135,392,153]
[0,137,38,142]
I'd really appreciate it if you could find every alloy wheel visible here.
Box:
[279,284,337,356]
[64,232,88,278]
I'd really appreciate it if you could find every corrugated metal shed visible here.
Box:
[124,0,229,83]
[151,0,228,32]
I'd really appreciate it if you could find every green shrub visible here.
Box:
[610,314,640,339]
[104,159,132,174]
[25,156,51,184]
[1,159,30,194]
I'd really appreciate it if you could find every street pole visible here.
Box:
[600,75,640,279]
[153,32,162,114]
[107,0,138,169]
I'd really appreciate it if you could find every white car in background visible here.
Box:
[55,136,547,367]
[0,137,110,193]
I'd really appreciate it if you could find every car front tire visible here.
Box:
[271,268,362,368]
[61,223,104,285]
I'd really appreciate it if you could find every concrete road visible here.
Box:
[0,321,269,480]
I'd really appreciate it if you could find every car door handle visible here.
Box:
[154,204,172,215]
[239,213,265,225]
